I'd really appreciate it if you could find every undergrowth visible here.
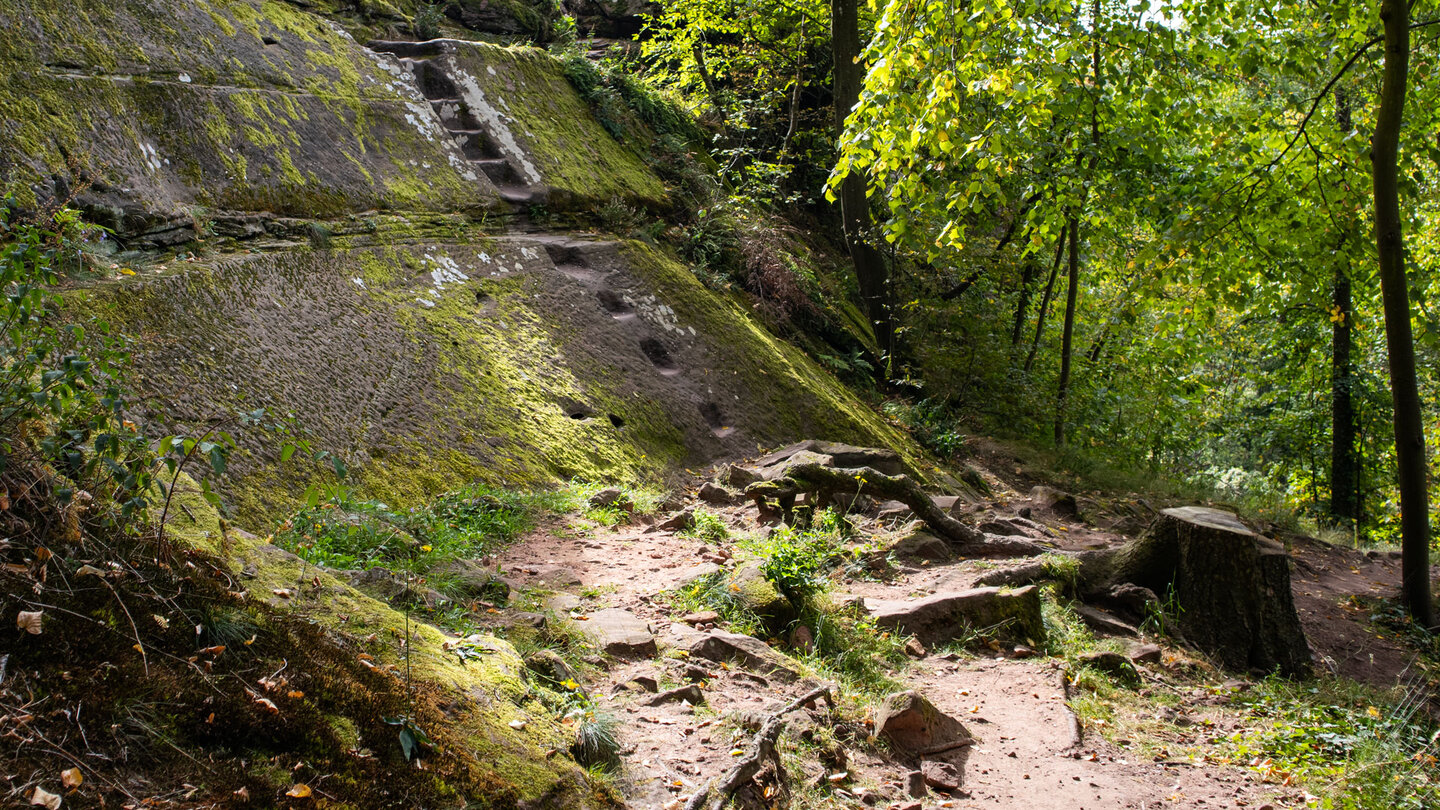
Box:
[1224,676,1439,809]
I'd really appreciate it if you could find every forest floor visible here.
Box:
[489,438,1437,810]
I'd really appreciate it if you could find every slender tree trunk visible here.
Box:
[1330,268,1358,526]
[1012,260,1039,349]
[831,0,894,361]
[1372,0,1433,627]
[1055,218,1080,446]
[1024,225,1068,374]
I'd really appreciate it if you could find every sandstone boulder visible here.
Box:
[868,585,1046,648]
[874,691,972,757]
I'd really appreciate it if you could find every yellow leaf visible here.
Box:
[60,768,83,789]
[285,784,312,798]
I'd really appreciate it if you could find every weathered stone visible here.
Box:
[890,530,952,562]
[905,770,928,798]
[1128,643,1163,664]
[681,610,721,625]
[657,508,695,532]
[695,482,736,506]
[688,630,799,681]
[1079,650,1141,685]
[642,683,705,706]
[867,586,1047,648]
[1029,485,1079,518]
[921,760,963,791]
[588,487,632,510]
[1072,603,1140,637]
[620,675,658,693]
[750,440,907,479]
[434,558,510,603]
[448,0,564,40]
[877,500,914,520]
[523,649,577,686]
[725,464,763,490]
[546,592,583,613]
[874,691,972,756]
[582,608,656,658]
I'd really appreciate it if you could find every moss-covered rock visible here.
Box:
[154,472,610,807]
[73,233,920,525]
[0,0,501,227]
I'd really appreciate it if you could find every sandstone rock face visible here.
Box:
[874,691,972,757]
[867,585,1047,648]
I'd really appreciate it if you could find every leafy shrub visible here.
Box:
[681,507,729,542]
[0,204,156,520]
[413,2,444,40]
[748,508,850,608]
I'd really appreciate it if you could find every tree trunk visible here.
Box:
[831,0,893,361]
[1372,0,1433,627]
[1024,225,1068,373]
[1087,507,1312,676]
[1330,268,1358,527]
[1054,217,1080,446]
[1011,260,1038,349]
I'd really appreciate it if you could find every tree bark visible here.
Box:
[1330,268,1358,527]
[1091,507,1312,675]
[1054,217,1080,446]
[1372,0,1433,627]
[1024,224,1068,373]
[831,0,894,361]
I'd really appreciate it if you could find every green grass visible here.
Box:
[1222,676,1439,809]
[680,507,731,542]
[271,483,545,578]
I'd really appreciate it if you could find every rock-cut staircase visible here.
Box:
[368,40,544,225]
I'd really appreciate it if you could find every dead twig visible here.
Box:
[1058,667,1083,757]
[684,685,833,810]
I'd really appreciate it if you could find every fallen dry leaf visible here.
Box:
[233,786,250,801]
[272,588,293,598]
[60,768,82,789]
[16,610,43,634]
[75,565,104,577]
[285,784,312,798]
[287,690,305,699]
[29,786,61,809]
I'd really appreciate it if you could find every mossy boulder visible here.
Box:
[726,562,797,634]
[156,474,608,807]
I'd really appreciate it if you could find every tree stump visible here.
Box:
[1089,506,1311,676]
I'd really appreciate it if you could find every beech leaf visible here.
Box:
[16,610,43,634]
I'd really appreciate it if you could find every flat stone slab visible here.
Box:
[867,585,1046,648]
[688,630,799,681]
[583,608,656,658]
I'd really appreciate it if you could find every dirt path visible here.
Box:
[491,472,1405,810]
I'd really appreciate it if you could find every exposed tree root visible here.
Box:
[746,463,1048,557]
[683,686,833,810]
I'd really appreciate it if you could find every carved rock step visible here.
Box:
[866,585,1047,648]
